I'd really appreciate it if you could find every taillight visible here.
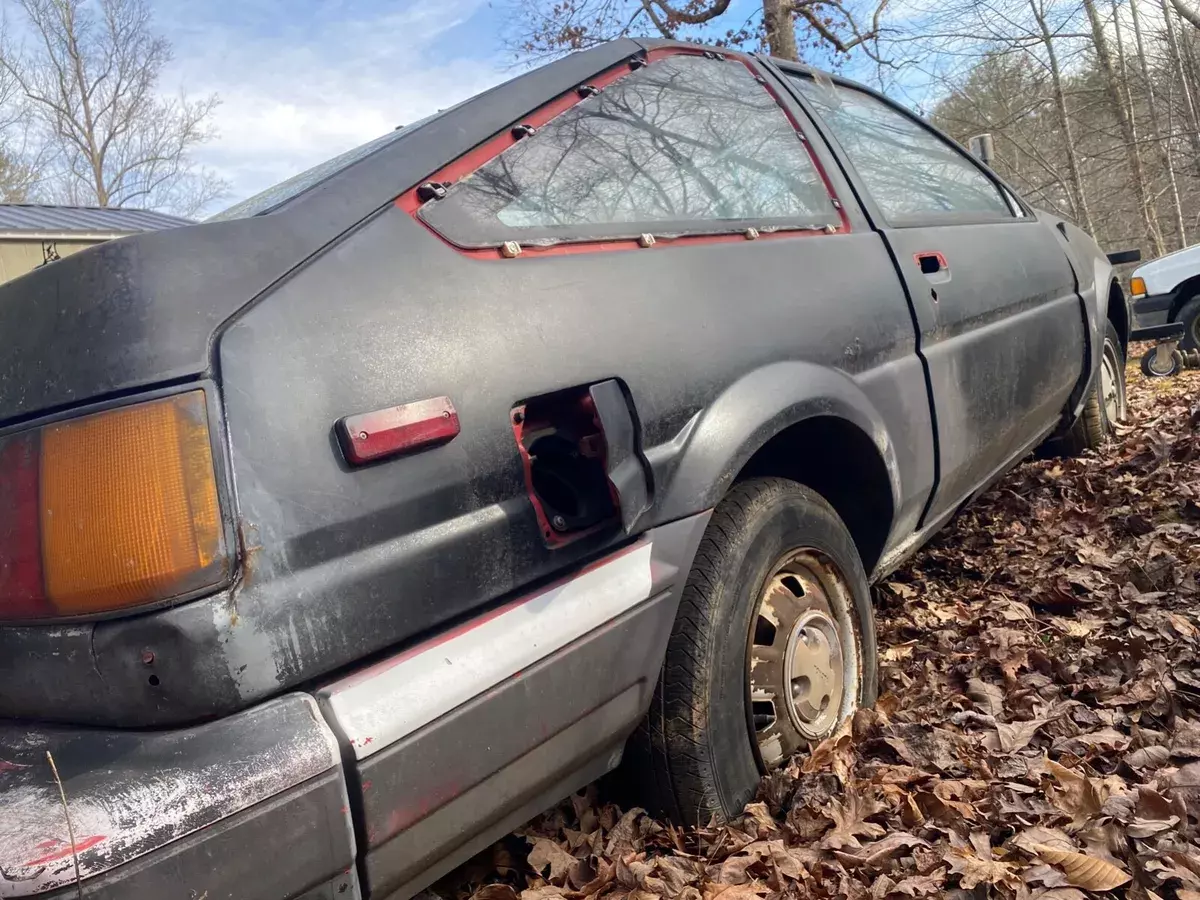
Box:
[1131,276,1147,297]
[0,391,228,620]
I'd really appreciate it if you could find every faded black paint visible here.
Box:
[0,38,1113,728]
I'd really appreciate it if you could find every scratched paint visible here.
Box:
[319,541,654,761]
[0,694,340,897]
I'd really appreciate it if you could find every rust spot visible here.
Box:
[237,519,265,593]
[0,759,30,772]
[362,780,372,791]
[22,835,106,866]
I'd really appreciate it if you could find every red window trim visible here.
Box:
[395,47,852,259]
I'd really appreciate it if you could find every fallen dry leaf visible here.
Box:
[434,367,1200,900]
[1027,844,1131,891]
[943,847,1017,890]
[818,792,886,850]
[987,718,1049,753]
[527,838,578,884]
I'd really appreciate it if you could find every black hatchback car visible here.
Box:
[0,37,1128,900]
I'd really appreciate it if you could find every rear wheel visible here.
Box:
[1176,296,1200,353]
[1056,320,1125,456]
[627,478,876,824]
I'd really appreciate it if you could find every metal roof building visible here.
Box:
[0,204,191,240]
[0,203,191,284]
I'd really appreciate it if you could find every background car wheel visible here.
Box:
[1176,296,1200,353]
[1055,320,1125,456]
[1140,346,1183,378]
[625,477,877,824]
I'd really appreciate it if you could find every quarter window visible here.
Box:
[421,55,838,247]
[792,77,1011,223]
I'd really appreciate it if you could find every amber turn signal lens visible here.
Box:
[38,390,225,615]
[0,390,227,620]
[1130,276,1147,297]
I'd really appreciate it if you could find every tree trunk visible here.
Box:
[1127,0,1186,247]
[1083,0,1164,254]
[1170,0,1200,28]
[1030,0,1095,234]
[1161,0,1200,181]
[762,0,798,60]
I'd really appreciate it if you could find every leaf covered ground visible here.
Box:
[439,359,1200,900]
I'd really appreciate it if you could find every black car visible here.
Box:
[0,38,1129,900]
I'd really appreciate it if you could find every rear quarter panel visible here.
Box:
[214,206,931,704]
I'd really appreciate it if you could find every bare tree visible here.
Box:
[2,0,226,216]
[1169,0,1200,28]
[504,0,891,63]
[1125,0,1186,247]
[1082,0,1164,254]
[1028,0,1096,234]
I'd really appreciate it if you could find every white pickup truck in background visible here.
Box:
[1130,242,1200,352]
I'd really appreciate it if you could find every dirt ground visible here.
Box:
[439,355,1200,900]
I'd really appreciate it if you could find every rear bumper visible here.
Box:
[0,694,359,899]
[0,512,710,900]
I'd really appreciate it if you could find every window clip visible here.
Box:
[703,50,726,60]
[577,84,600,98]
[416,182,448,203]
[511,123,537,139]
[628,56,646,70]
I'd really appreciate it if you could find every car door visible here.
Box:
[782,71,1084,526]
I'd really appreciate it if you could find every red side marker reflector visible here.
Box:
[337,397,460,466]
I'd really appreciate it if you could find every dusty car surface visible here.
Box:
[0,37,1129,900]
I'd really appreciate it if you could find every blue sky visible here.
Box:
[151,0,890,216]
[154,0,519,214]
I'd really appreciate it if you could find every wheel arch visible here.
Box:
[1170,273,1200,320]
[651,361,903,576]
[1107,278,1129,352]
[736,416,895,576]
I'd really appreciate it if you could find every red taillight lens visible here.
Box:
[0,391,228,621]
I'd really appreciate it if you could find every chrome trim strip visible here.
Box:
[319,541,655,760]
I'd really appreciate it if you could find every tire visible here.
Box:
[1141,346,1183,378]
[1056,320,1125,457]
[1177,296,1200,353]
[625,478,877,825]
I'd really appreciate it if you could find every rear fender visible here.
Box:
[650,361,902,525]
[1043,215,1113,420]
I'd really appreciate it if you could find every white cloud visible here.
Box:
[156,0,510,214]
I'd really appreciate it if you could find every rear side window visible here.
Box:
[421,54,838,247]
[791,77,1011,224]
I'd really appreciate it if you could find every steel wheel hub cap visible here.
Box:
[747,550,858,767]
[785,610,843,734]
[1101,351,1119,422]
